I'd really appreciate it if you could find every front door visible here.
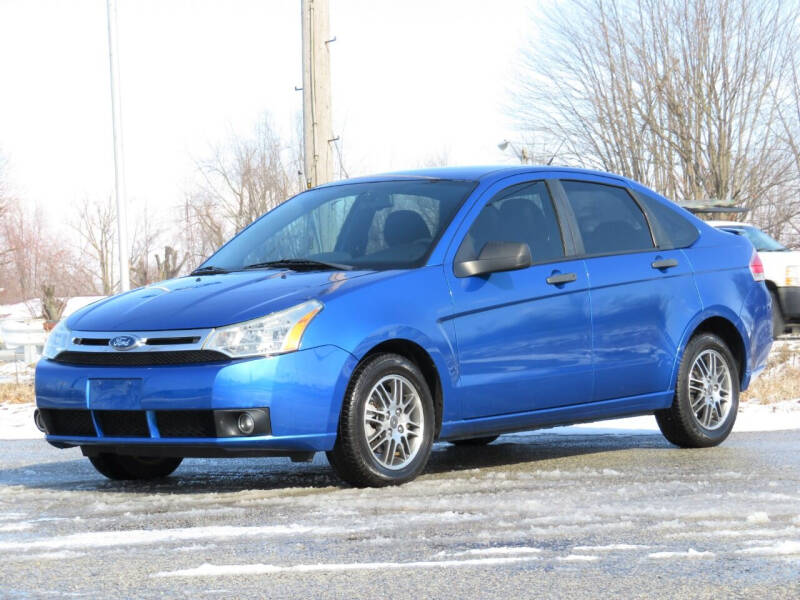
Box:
[445,177,594,418]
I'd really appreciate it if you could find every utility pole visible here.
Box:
[106,0,130,292]
[301,0,334,189]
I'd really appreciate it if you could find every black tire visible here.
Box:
[450,435,499,446]
[327,353,435,487]
[88,453,183,481]
[771,291,786,339]
[655,333,739,448]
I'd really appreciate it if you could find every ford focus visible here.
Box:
[34,167,773,486]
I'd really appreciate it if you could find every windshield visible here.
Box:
[724,226,788,252]
[200,179,476,271]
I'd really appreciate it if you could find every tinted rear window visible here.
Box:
[561,180,654,255]
[636,193,699,249]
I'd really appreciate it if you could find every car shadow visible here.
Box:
[0,432,669,494]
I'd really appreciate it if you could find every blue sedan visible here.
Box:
[34,166,773,486]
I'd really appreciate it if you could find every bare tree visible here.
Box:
[0,151,13,269]
[128,203,163,287]
[0,151,8,223]
[0,199,86,306]
[514,0,798,217]
[181,114,298,270]
[775,54,800,245]
[74,198,117,295]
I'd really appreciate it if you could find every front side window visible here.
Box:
[202,180,476,271]
[457,180,565,264]
[561,180,654,255]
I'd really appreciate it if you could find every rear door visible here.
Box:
[445,176,593,418]
[557,177,701,401]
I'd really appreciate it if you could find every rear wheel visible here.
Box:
[88,453,183,480]
[655,333,739,448]
[450,436,498,446]
[771,291,786,338]
[327,353,434,487]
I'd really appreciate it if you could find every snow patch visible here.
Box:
[0,521,32,532]
[443,546,542,557]
[0,403,41,440]
[154,555,542,578]
[746,512,771,524]
[572,544,649,552]
[556,554,600,562]
[26,551,86,561]
[737,541,800,556]
[0,524,336,552]
[648,548,714,559]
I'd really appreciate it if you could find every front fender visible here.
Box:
[303,266,460,421]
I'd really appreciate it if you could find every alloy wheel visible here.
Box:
[363,374,424,470]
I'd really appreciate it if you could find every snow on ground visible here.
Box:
[648,549,715,559]
[0,524,336,552]
[0,360,35,384]
[1,399,799,441]
[154,555,544,578]
[0,403,40,439]
[0,296,104,321]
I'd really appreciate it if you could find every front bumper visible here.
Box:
[777,286,800,321]
[34,345,357,454]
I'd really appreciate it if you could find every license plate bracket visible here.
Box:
[87,379,143,410]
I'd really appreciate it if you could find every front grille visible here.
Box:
[156,410,217,438]
[40,409,96,437]
[73,337,110,346]
[94,410,150,437]
[52,350,230,367]
[145,336,201,345]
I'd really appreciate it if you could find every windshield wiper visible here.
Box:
[190,265,230,276]
[241,259,353,272]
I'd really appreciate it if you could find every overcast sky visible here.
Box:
[0,0,537,224]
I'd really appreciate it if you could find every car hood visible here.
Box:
[67,269,374,331]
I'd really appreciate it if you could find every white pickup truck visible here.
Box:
[709,221,800,337]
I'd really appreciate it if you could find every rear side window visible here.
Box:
[457,180,564,264]
[635,193,699,249]
[561,180,654,255]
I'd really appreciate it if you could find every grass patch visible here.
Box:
[0,382,35,404]
[742,342,800,405]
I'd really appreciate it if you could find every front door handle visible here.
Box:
[546,272,577,285]
[651,258,678,270]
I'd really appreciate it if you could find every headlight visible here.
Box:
[203,300,323,358]
[43,320,71,359]
[786,265,800,287]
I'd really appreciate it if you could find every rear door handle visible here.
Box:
[651,258,678,270]
[546,272,577,285]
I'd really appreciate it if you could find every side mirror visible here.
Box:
[454,241,532,278]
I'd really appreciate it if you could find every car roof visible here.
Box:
[314,165,631,187]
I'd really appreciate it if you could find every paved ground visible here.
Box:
[1,429,799,599]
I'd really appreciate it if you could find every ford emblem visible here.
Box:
[109,335,141,351]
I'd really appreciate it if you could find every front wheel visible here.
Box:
[327,353,435,487]
[655,333,739,448]
[88,453,183,480]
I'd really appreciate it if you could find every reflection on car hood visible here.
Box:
[67,269,373,331]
